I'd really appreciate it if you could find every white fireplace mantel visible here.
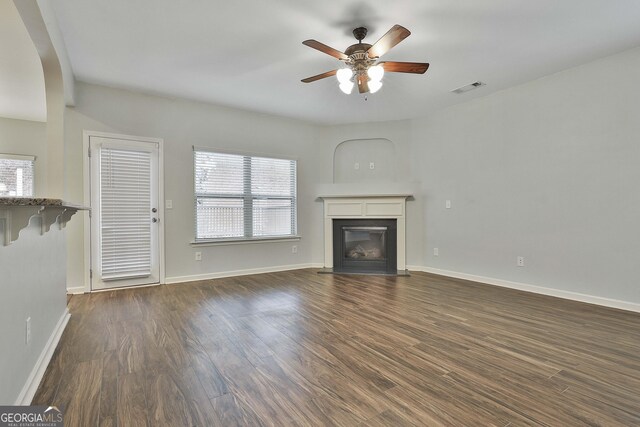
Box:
[319,194,411,271]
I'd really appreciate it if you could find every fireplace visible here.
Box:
[320,195,410,274]
[333,219,397,273]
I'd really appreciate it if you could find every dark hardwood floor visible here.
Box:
[34,270,640,426]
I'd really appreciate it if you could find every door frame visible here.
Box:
[82,130,165,292]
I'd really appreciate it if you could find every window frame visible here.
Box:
[0,153,36,197]
[193,148,298,244]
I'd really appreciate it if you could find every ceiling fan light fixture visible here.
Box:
[339,81,354,94]
[367,65,384,82]
[368,80,383,93]
[302,25,428,95]
[336,68,353,84]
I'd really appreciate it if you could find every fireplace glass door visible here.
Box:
[343,227,387,261]
[333,219,397,273]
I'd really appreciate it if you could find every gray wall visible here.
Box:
[333,138,397,183]
[63,46,640,306]
[0,220,67,404]
[64,82,323,285]
[0,117,47,196]
[314,120,424,267]
[411,46,640,304]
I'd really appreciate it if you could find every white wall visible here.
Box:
[313,120,424,267]
[63,46,640,307]
[64,82,324,286]
[410,46,640,305]
[0,218,68,404]
[0,117,47,196]
[333,138,397,183]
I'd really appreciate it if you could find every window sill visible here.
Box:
[190,235,301,247]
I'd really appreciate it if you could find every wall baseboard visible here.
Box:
[66,286,85,295]
[14,308,70,405]
[165,263,324,284]
[82,261,640,312]
[407,265,640,313]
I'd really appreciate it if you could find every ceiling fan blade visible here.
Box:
[367,25,411,59]
[381,61,430,74]
[301,70,338,83]
[302,40,349,60]
[357,75,369,94]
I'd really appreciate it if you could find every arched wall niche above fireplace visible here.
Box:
[333,138,397,184]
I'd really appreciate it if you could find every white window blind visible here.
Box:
[194,150,297,241]
[100,148,152,279]
[0,154,35,197]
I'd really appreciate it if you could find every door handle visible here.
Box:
[152,218,158,223]
[152,208,157,213]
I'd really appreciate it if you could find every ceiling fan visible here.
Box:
[301,25,429,94]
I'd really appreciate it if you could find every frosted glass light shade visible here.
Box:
[337,68,353,84]
[368,80,383,93]
[367,65,384,82]
[339,81,354,94]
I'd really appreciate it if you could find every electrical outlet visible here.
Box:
[354,162,360,170]
[445,200,451,209]
[433,247,439,256]
[166,199,173,209]
[517,256,525,267]
[26,317,31,345]
[292,245,298,254]
[369,162,375,170]
[195,252,202,261]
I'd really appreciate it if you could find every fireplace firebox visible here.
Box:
[332,219,397,274]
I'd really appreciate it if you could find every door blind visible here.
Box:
[100,148,152,280]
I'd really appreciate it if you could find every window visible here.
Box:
[0,154,35,197]
[194,150,297,241]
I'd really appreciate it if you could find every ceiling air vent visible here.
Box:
[451,81,485,94]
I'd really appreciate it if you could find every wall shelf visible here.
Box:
[0,198,86,246]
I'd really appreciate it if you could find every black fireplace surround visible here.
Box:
[333,219,397,274]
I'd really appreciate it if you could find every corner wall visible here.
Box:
[314,121,425,266]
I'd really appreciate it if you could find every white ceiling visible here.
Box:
[50,0,640,125]
[0,0,46,122]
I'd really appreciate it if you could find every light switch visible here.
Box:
[445,200,451,209]
[166,200,173,209]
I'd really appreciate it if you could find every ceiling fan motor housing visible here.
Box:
[352,27,368,41]
[344,44,375,80]
[344,28,377,79]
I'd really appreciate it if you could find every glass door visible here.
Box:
[90,136,160,290]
